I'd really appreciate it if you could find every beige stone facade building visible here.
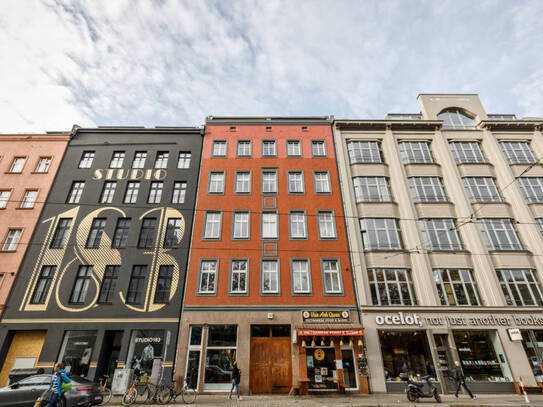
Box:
[333,94,543,393]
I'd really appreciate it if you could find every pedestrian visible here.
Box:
[452,360,475,399]
[46,362,71,406]
[228,360,242,401]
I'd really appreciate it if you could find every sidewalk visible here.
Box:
[110,393,543,406]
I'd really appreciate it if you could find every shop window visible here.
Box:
[306,346,338,390]
[58,330,98,378]
[433,269,481,306]
[521,330,543,383]
[186,326,203,390]
[204,325,237,391]
[368,268,416,306]
[127,330,165,377]
[379,330,435,381]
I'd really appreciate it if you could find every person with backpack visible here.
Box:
[46,362,71,406]
[228,360,242,401]
[452,360,475,399]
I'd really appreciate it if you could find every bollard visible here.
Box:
[518,376,530,404]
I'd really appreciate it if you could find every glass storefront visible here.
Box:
[521,330,543,383]
[126,330,164,377]
[306,345,336,390]
[58,330,97,378]
[204,325,237,390]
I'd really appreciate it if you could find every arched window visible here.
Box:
[438,108,476,130]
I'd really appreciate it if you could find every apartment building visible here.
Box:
[334,94,543,394]
[175,117,365,395]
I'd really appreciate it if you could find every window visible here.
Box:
[287,140,301,157]
[289,211,307,239]
[518,178,543,203]
[449,142,486,163]
[178,152,192,168]
[311,140,326,157]
[138,217,157,248]
[438,108,476,130]
[204,325,237,390]
[368,268,416,305]
[352,176,392,202]
[322,259,342,294]
[50,219,71,248]
[237,141,251,157]
[434,269,481,306]
[234,171,251,194]
[164,218,182,248]
[112,218,131,249]
[86,218,106,248]
[318,211,336,239]
[232,212,250,239]
[30,265,56,304]
[98,266,119,303]
[70,266,93,303]
[359,218,402,250]
[0,190,10,208]
[230,259,248,294]
[67,181,85,204]
[124,182,140,203]
[79,151,95,168]
[154,151,169,169]
[9,157,26,173]
[154,265,173,303]
[203,212,222,239]
[261,212,278,239]
[100,181,116,204]
[478,218,523,251]
[262,259,279,294]
[20,190,38,208]
[148,181,163,203]
[208,171,225,194]
[500,141,536,164]
[2,229,21,251]
[347,141,382,164]
[498,269,543,306]
[198,260,217,294]
[463,177,502,203]
[109,151,125,168]
[262,140,276,157]
[132,151,147,168]
[172,181,187,204]
[291,259,311,294]
[408,177,447,202]
[35,157,51,173]
[212,140,227,157]
[419,218,462,250]
[314,171,331,194]
[126,265,147,304]
[537,218,543,236]
[288,171,304,193]
[261,170,277,194]
[399,141,433,164]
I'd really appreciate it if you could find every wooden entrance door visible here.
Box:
[250,335,292,393]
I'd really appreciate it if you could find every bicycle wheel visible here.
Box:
[135,386,150,404]
[182,388,197,404]
[157,386,173,404]
[99,388,112,405]
[122,388,137,406]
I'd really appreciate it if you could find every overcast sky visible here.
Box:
[1,0,542,132]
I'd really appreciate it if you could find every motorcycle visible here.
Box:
[400,373,442,403]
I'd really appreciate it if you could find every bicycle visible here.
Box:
[157,376,197,405]
[122,373,162,406]
[98,374,112,405]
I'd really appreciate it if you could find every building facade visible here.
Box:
[334,94,543,393]
[175,117,366,395]
[0,127,203,386]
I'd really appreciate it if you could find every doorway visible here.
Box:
[250,325,292,394]
[95,331,123,382]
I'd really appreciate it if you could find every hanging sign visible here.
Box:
[508,328,523,341]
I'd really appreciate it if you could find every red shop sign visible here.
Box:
[297,329,364,336]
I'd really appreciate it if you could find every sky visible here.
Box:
[1,0,543,132]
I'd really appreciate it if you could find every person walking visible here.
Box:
[46,362,71,406]
[228,361,242,401]
[452,360,475,399]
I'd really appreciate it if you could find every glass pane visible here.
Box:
[208,325,237,347]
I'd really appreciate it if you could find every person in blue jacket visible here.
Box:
[46,362,71,407]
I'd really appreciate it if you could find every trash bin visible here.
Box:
[8,368,45,385]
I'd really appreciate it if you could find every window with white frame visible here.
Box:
[203,212,222,239]
[172,181,187,204]
[311,140,326,157]
[2,229,22,251]
[0,191,10,208]
[109,151,125,168]
[35,157,52,173]
[237,141,251,157]
[232,212,250,239]
[230,260,248,294]
[148,181,163,203]
[262,140,276,157]
[234,171,250,194]
[79,151,95,168]
[518,177,543,203]
[347,141,382,164]
[399,141,433,164]
[261,212,278,239]
[124,182,140,204]
[99,181,116,204]
[497,269,543,306]
[288,171,304,193]
[368,268,416,305]
[9,157,26,173]
[359,218,402,250]
[69,182,86,206]
[433,269,481,306]
[408,177,447,202]
[317,211,336,239]
[178,152,191,168]
[322,260,342,294]
[212,140,227,157]
[463,177,502,203]
[352,177,392,202]
[262,259,279,294]
[478,218,523,250]
[261,170,277,194]
[289,211,307,239]
[438,109,476,130]
[154,151,169,169]
[287,140,301,157]
[537,218,543,236]
[291,259,310,294]
[500,141,537,164]
[449,142,486,164]
[208,172,225,194]
[314,171,331,194]
[419,218,462,250]
[132,151,147,168]
[198,260,217,294]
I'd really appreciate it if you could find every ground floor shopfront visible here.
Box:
[362,308,543,394]
[0,319,178,387]
[175,308,368,395]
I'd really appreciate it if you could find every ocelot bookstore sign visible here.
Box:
[374,312,543,328]
[302,310,350,323]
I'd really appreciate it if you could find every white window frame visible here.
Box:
[287,140,302,157]
[314,171,331,194]
[234,171,251,194]
[478,218,523,251]
[419,218,462,250]
[463,177,502,203]
[208,171,225,194]
[232,212,250,240]
[9,157,26,173]
[408,177,447,202]
[262,140,277,157]
[198,260,218,294]
[261,212,278,239]
[518,177,543,203]
[322,259,343,294]
[291,259,311,294]
[35,157,52,173]
[347,141,382,164]
[497,269,543,306]
[203,212,222,240]
[500,141,536,164]
[289,211,307,239]
[359,218,402,250]
[433,269,481,306]
[109,151,125,169]
[2,229,22,251]
[368,268,416,305]
[230,259,248,294]
[261,259,279,294]
[236,140,252,157]
[212,140,227,157]
[399,141,433,164]
[288,171,304,194]
[261,170,277,194]
[449,142,485,164]
[20,190,38,208]
[317,211,337,239]
[0,190,10,209]
[352,177,392,202]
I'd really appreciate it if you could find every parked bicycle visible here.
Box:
[122,373,162,406]
[157,376,197,405]
[98,374,112,405]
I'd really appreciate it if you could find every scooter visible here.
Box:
[400,373,442,403]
